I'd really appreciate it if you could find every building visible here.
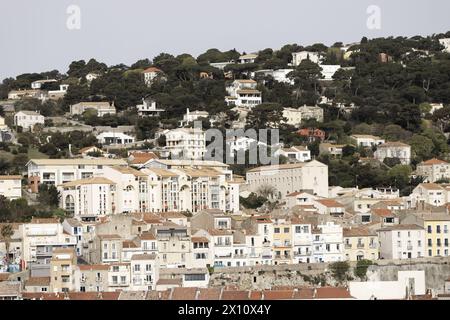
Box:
[47,84,69,100]
[350,135,385,148]
[290,217,313,263]
[143,67,165,86]
[313,199,345,216]
[319,143,346,157]
[410,183,448,208]
[0,116,7,130]
[272,218,293,265]
[130,253,159,291]
[374,142,411,165]
[312,222,344,263]
[96,132,135,145]
[70,102,116,117]
[416,158,450,183]
[13,111,45,131]
[164,128,206,160]
[50,249,77,293]
[225,80,262,109]
[297,128,325,142]
[439,38,450,53]
[136,98,164,117]
[8,89,44,100]
[31,79,57,89]
[275,146,311,163]
[292,51,321,66]
[26,158,127,193]
[179,108,209,127]
[320,65,341,80]
[343,227,378,261]
[282,105,324,127]
[238,54,258,64]
[377,224,425,260]
[246,160,329,199]
[0,175,22,200]
[253,69,294,84]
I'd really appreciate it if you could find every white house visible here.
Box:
[374,141,411,165]
[130,253,159,291]
[312,222,344,263]
[319,65,341,80]
[292,51,322,66]
[96,132,135,145]
[377,224,425,260]
[238,53,258,64]
[164,128,206,160]
[225,80,262,109]
[312,199,345,216]
[416,158,450,183]
[142,67,165,86]
[410,183,448,208]
[70,102,116,117]
[14,111,45,131]
[275,146,311,162]
[282,105,324,127]
[439,38,450,53]
[0,175,22,200]
[253,69,294,84]
[179,108,209,127]
[290,217,313,263]
[350,135,385,148]
[31,79,57,89]
[136,98,164,117]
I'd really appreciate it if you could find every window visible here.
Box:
[112,276,118,284]
[134,264,140,272]
[284,227,289,233]
[437,225,441,234]
[146,264,152,272]
[428,225,432,233]
[121,276,126,284]
[428,239,432,246]
[274,228,280,234]
[185,274,206,281]
[112,266,119,272]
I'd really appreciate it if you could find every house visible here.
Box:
[50,248,77,293]
[179,108,209,127]
[378,53,393,63]
[297,128,326,142]
[282,105,323,127]
[142,67,165,86]
[225,80,262,109]
[78,146,106,158]
[130,253,159,291]
[285,191,318,209]
[439,38,450,53]
[47,84,69,100]
[8,89,44,100]
[31,79,57,89]
[292,51,322,66]
[319,143,346,157]
[96,132,135,145]
[312,222,344,263]
[275,146,311,163]
[163,128,206,160]
[136,98,164,117]
[0,175,22,200]
[377,224,425,260]
[128,151,159,168]
[290,217,313,263]
[374,141,411,165]
[246,160,329,199]
[319,65,341,80]
[272,218,293,265]
[70,102,116,117]
[350,135,385,148]
[410,183,447,209]
[343,227,378,261]
[225,136,268,158]
[253,69,294,84]
[13,111,45,131]
[416,158,450,183]
[238,53,258,64]
[24,277,51,293]
[26,158,127,192]
[312,199,345,216]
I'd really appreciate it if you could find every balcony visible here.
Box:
[407,245,413,250]
[233,254,247,259]
[294,251,311,257]
[345,244,352,249]
[357,244,365,249]
[275,255,291,260]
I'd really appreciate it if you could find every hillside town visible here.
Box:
[1,31,450,301]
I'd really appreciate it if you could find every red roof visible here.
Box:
[143,67,163,73]
[421,158,448,165]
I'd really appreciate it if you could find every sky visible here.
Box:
[1,0,449,79]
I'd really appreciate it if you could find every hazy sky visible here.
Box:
[1,0,449,79]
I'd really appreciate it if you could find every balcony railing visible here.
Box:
[294,251,312,257]
[357,244,365,249]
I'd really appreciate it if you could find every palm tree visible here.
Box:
[1,224,14,266]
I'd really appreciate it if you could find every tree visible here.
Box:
[329,261,350,284]
[240,193,267,209]
[1,224,14,266]
[354,259,373,280]
[37,184,60,207]
[246,103,286,130]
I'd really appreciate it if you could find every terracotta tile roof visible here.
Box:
[222,290,250,300]
[315,287,353,299]
[97,234,122,240]
[294,288,315,299]
[197,288,222,300]
[377,141,410,148]
[343,227,376,237]
[171,287,198,300]
[156,278,182,286]
[0,273,10,282]
[191,237,209,243]
[160,212,187,219]
[371,208,394,217]
[143,67,163,73]
[131,253,157,261]
[378,224,424,232]
[129,152,158,165]
[208,229,233,236]
[420,158,448,166]
[419,183,445,191]
[78,264,109,271]
[139,232,156,240]
[263,290,295,300]
[25,277,50,287]
[315,199,345,208]
[22,293,66,300]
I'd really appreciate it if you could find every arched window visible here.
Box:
[65,195,75,215]
[126,185,134,192]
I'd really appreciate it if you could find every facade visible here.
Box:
[374,142,411,165]
[238,54,258,64]
[179,108,209,127]
[143,67,164,86]
[96,132,135,145]
[312,222,344,263]
[164,128,206,160]
[292,51,321,66]
[343,227,378,261]
[136,98,164,117]
[13,111,45,131]
[246,160,329,199]
[377,224,425,260]
[275,146,311,163]
[320,65,341,80]
[130,254,159,291]
[70,102,116,117]
[410,183,448,208]
[290,217,313,263]
[225,80,262,109]
[319,143,345,157]
[0,175,22,199]
[416,158,450,183]
[350,135,385,148]
[282,105,324,127]
[50,249,77,293]
[313,199,345,216]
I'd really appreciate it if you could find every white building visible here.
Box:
[31,79,57,89]
[225,80,262,109]
[283,105,324,126]
[0,116,7,130]
[164,128,206,160]
[47,84,69,100]
[96,132,135,145]
[291,217,313,263]
[85,73,101,83]
[253,69,294,84]
[179,108,209,127]
[312,199,345,216]
[275,146,311,162]
[439,38,450,53]
[319,65,341,80]
[142,67,164,86]
[70,102,116,117]
[238,53,258,64]
[312,222,344,263]
[13,111,45,131]
[246,160,329,199]
[410,183,448,208]
[136,98,164,117]
[130,253,159,291]
[416,158,450,183]
[0,175,22,200]
[26,158,127,191]
[292,51,322,66]
[351,135,385,148]
[377,224,425,260]
[374,142,411,165]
